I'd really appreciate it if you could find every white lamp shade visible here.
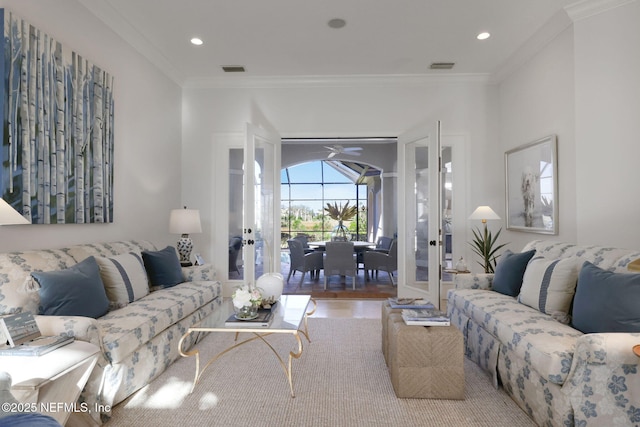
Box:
[169,208,202,234]
[468,206,501,221]
[0,199,30,225]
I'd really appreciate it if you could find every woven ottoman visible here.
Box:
[381,301,403,365]
[387,316,465,399]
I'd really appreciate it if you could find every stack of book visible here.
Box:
[387,297,435,309]
[401,308,450,326]
[224,302,277,328]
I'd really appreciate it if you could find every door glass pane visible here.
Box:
[229,148,244,280]
[414,145,429,283]
[442,147,453,271]
[254,139,276,279]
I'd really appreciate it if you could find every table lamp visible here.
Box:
[0,198,30,225]
[169,206,202,266]
[468,205,506,273]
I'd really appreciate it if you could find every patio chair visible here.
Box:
[323,241,357,290]
[364,239,397,285]
[287,239,323,285]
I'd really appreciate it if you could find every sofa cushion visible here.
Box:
[64,240,157,263]
[518,256,578,324]
[32,256,110,318]
[0,249,77,315]
[95,252,149,309]
[142,246,183,289]
[572,261,640,333]
[492,249,536,297]
[448,288,582,385]
[98,280,220,363]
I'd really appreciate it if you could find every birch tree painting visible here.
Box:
[0,9,114,224]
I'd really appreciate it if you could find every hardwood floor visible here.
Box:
[312,299,382,319]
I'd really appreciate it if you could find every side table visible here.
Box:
[1,340,100,426]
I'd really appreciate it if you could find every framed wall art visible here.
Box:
[505,135,558,234]
[0,9,115,224]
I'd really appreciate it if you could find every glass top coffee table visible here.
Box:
[178,295,316,397]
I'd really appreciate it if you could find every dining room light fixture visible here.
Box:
[477,32,491,40]
[190,37,203,46]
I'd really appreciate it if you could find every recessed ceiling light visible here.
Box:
[477,32,490,40]
[328,18,346,29]
[190,37,203,46]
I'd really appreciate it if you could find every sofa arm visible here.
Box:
[454,273,494,290]
[564,332,640,426]
[35,315,105,354]
[182,264,216,282]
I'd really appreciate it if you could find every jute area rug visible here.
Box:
[106,318,534,426]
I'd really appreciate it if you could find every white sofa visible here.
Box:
[0,240,222,424]
[447,240,640,427]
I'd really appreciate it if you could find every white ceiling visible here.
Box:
[79,0,577,85]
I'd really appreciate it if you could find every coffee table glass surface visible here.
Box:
[179,295,315,397]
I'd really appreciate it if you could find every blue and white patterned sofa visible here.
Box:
[448,240,640,427]
[0,240,222,424]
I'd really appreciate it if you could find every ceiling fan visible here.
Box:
[324,145,363,159]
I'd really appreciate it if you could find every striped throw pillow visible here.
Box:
[95,252,149,309]
[518,256,579,324]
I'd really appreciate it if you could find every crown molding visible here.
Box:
[489,10,573,84]
[77,0,185,85]
[183,73,491,89]
[565,0,637,22]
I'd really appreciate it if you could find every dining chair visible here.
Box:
[287,239,323,285]
[364,239,397,285]
[323,241,357,290]
[373,236,393,254]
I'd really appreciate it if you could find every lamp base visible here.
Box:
[176,234,194,266]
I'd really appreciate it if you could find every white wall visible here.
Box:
[497,26,577,251]
[0,0,182,252]
[182,80,496,278]
[573,1,640,249]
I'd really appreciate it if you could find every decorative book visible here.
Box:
[387,298,435,309]
[225,306,275,328]
[401,308,450,326]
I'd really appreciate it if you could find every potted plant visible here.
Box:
[324,201,358,241]
[469,225,507,273]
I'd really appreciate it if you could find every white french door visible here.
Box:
[397,121,442,306]
[243,123,281,286]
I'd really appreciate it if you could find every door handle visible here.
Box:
[429,240,437,246]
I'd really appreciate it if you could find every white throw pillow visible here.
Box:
[95,252,149,309]
[518,256,579,324]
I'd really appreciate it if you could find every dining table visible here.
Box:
[308,241,376,251]
[307,241,376,274]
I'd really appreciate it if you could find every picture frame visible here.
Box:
[194,253,205,266]
[505,135,558,234]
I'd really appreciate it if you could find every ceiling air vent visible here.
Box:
[430,62,455,70]
[222,66,246,73]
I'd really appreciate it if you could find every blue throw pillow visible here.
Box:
[572,261,640,333]
[142,246,184,289]
[492,249,536,296]
[32,256,110,318]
